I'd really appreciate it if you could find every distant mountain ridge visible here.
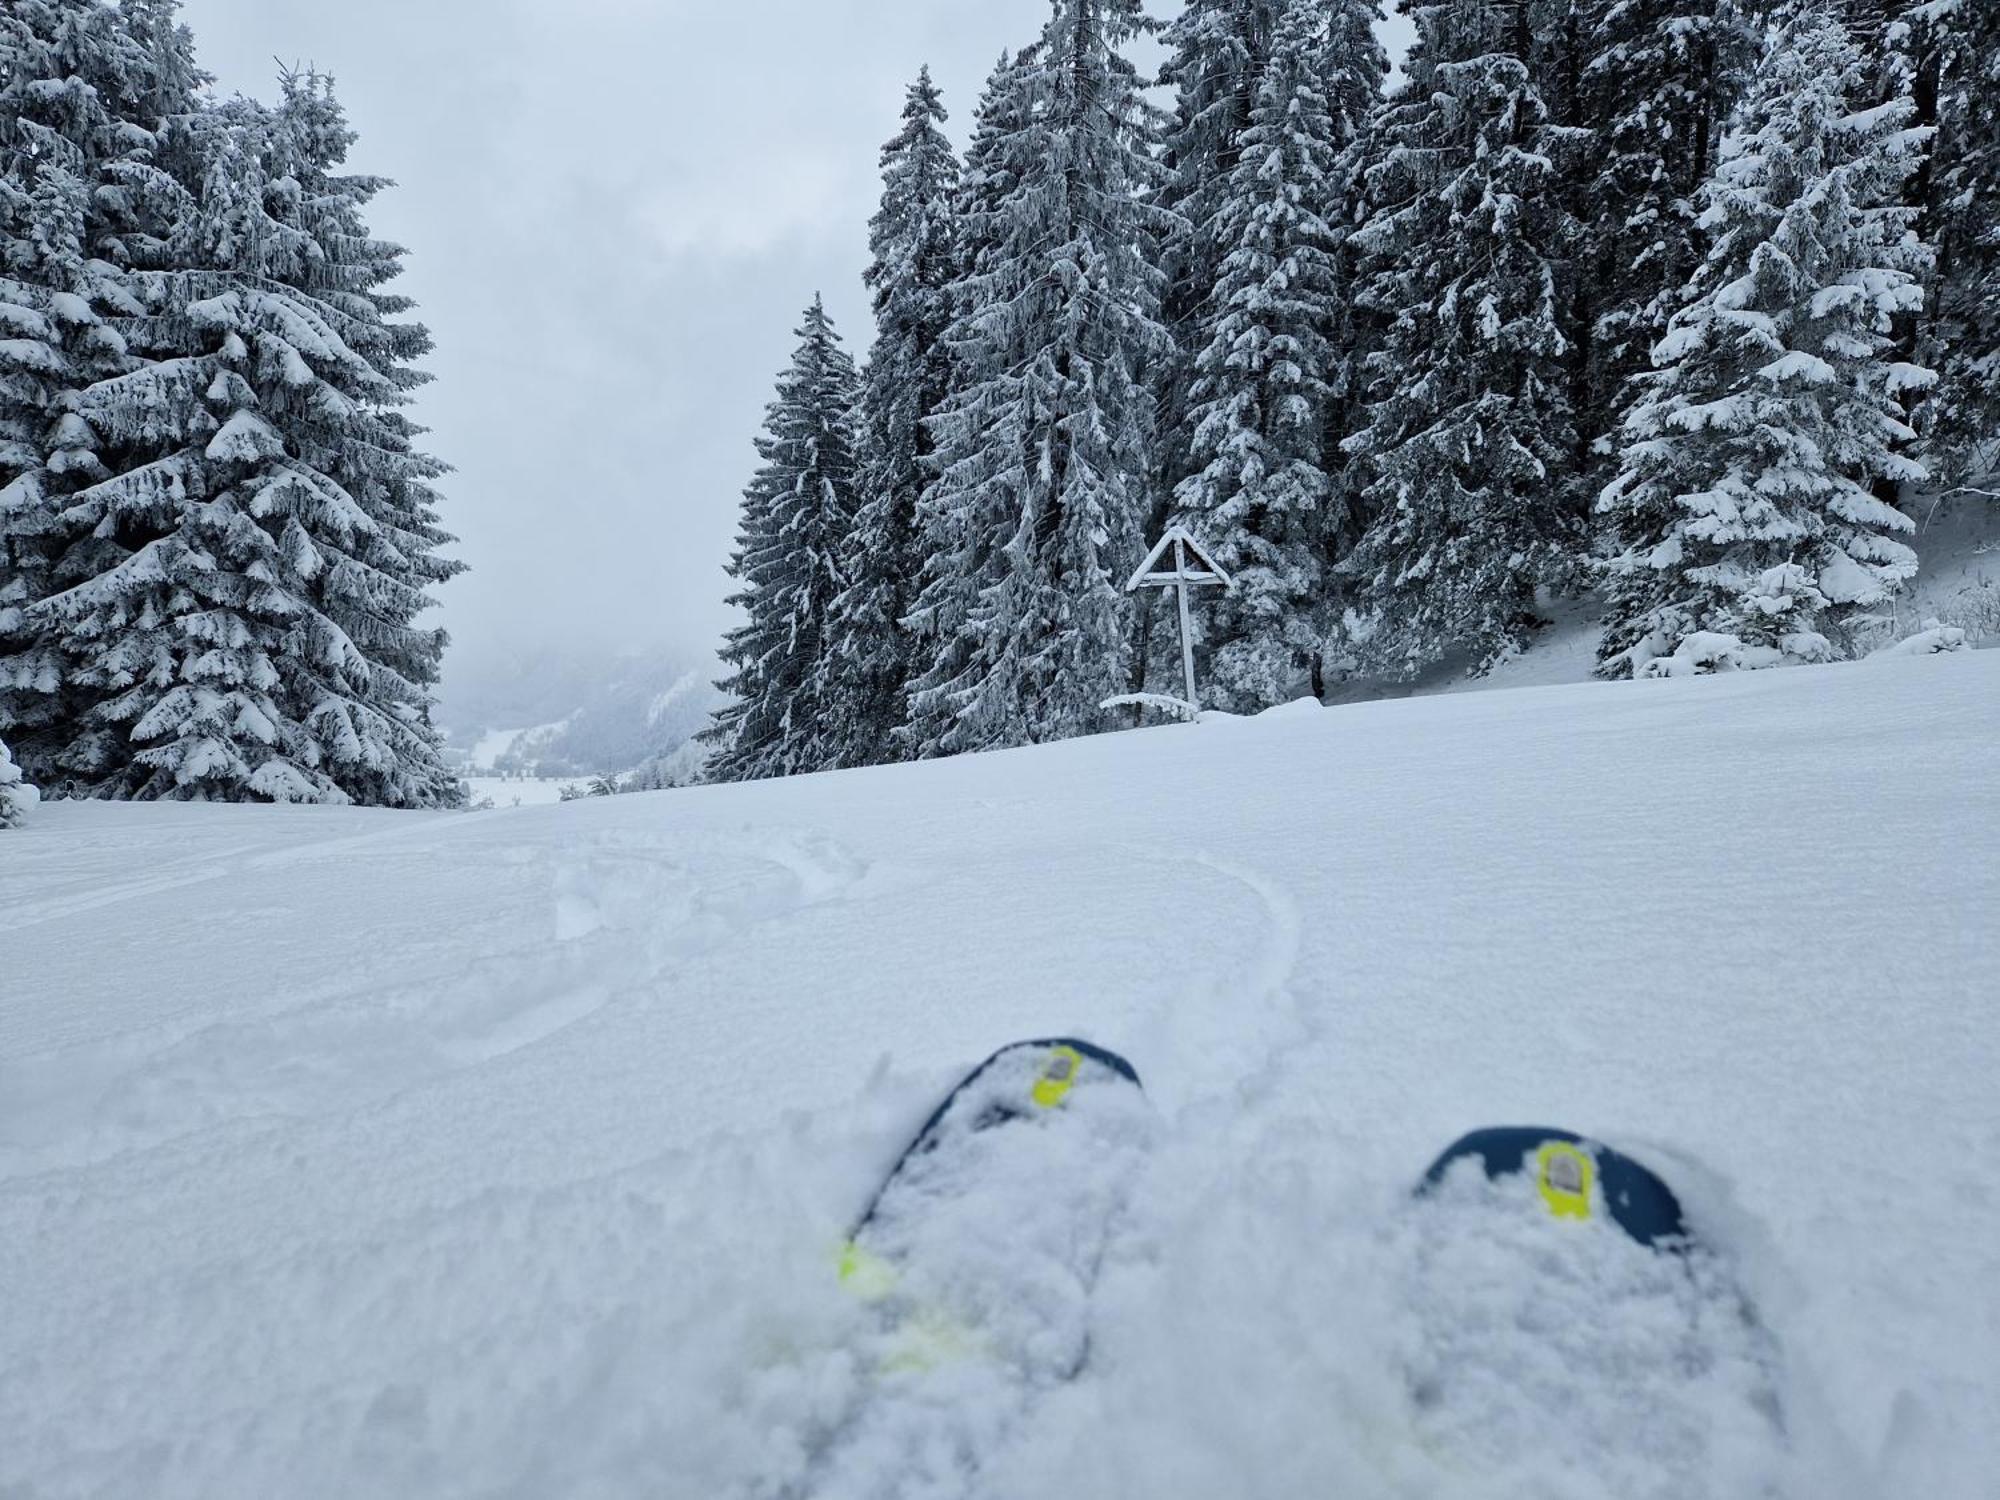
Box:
[440,646,727,779]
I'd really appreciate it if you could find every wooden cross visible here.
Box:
[1124,526,1235,718]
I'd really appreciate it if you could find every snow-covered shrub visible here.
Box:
[1638,632,1755,678]
[1870,622,1969,658]
[0,736,34,828]
[1100,692,1201,724]
[1929,576,2000,647]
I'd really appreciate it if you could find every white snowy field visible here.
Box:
[463,775,576,809]
[4,652,1997,1499]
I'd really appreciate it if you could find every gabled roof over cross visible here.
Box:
[1125,525,1234,593]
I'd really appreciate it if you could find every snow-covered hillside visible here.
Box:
[440,647,727,781]
[5,653,1996,1499]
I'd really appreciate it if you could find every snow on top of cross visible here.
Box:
[3,651,1997,1499]
[1125,524,1234,591]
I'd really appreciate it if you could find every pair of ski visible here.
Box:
[808,1038,1785,1497]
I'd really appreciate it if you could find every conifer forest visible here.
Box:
[707,0,1998,782]
[4,0,1996,801]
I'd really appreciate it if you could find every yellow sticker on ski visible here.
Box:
[1536,1141,1595,1222]
[838,1241,897,1301]
[1032,1045,1084,1109]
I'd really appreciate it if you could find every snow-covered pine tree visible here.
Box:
[1320,0,1391,136]
[1317,0,1391,598]
[1575,0,1761,480]
[895,50,1032,752]
[261,68,463,806]
[1596,6,1934,676]
[0,0,201,786]
[816,70,960,770]
[704,297,862,784]
[39,84,463,805]
[0,731,30,826]
[902,0,1168,756]
[1907,1,2000,492]
[1174,0,1351,709]
[1157,0,1285,506]
[1339,0,1586,679]
[1837,0,1921,97]
[0,158,100,777]
[1815,2,1990,498]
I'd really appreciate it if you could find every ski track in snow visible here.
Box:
[4,654,1998,1499]
[2,826,872,1177]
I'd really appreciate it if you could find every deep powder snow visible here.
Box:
[3,652,1996,1498]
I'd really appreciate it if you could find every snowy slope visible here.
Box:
[4,653,1997,1499]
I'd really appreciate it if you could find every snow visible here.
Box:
[1637,629,1761,676]
[461,774,576,808]
[816,1044,1157,1495]
[1758,349,1837,386]
[203,408,285,464]
[460,720,572,775]
[4,653,1998,1499]
[1396,1161,1785,1497]
[1869,622,1967,657]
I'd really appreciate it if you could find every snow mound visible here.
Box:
[804,1046,1156,1497]
[1870,620,1968,657]
[1398,1159,1785,1499]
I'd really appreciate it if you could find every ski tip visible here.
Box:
[985,1037,1143,1091]
[848,1038,1144,1241]
[1418,1126,1691,1250]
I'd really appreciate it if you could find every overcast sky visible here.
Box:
[174,0,1415,680]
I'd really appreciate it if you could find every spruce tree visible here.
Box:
[1320,0,1392,134]
[1157,0,1286,506]
[896,51,1032,752]
[40,86,462,805]
[1318,0,1392,603]
[902,0,1168,756]
[1174,0,1350,709]
[263,69,463,805]
[704,297,862,784]
[1837,0,1923,98]
[1340,0,1586,679]
[1820,1,1992,499]
[817,70,960,770]
[0,0,201,785]
[1910,1,2000,492]
[1596,7,1933,675]
[2,5,459,806]
[1575,0,1760,478]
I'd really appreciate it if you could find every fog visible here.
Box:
[173,0,1415,685]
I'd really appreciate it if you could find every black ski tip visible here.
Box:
[988,1036,1143,1090]
[851,1038,1142,1239]
[1419,1125,1691,1250]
